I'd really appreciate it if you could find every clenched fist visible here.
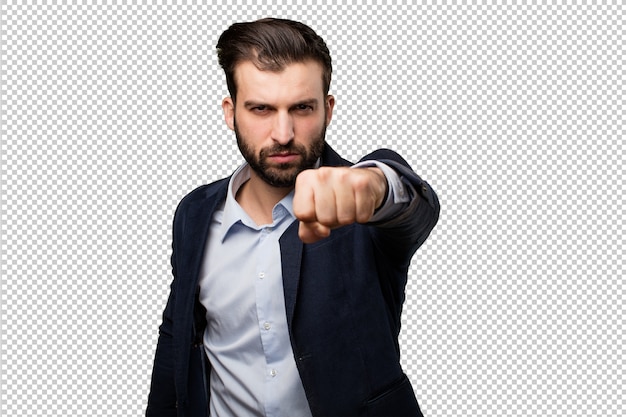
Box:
[293,166,388,243]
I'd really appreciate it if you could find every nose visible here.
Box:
[271,112,294,145]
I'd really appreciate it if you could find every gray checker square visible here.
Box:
[1,1,624,416]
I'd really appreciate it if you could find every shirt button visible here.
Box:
[263,322,271,330]
[258,272,265,279]
[270,369,277,377]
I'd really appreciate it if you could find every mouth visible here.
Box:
[267,153,300,164]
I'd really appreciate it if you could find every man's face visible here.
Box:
[222,60,335,188]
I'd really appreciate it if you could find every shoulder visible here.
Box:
[174,177,230,220]
[322,144,412,169]
[320,143,352,167]
[180,177,229,204]
[360,148,412,169]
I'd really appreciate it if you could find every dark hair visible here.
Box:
[216,18,332,101]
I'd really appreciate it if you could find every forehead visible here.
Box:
[233,60,325,104]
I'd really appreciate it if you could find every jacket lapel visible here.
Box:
[175,180,230,343]
[279,222,303,331]
[182,183,229,285]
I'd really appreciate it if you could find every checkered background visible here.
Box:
[1,1,623,416]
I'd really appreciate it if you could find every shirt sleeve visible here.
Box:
[351,160,416,223]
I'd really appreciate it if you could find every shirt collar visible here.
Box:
[219,163,296,242]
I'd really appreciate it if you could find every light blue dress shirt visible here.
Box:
[197,161,411,417]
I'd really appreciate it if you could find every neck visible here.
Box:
[236,173,292,226]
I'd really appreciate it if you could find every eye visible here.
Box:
[295,104,314,112]
[249,105,271,115]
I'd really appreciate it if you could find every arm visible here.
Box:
[293,148,439,259]
[146,231,180,416]
[361,149,440,265]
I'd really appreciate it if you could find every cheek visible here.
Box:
[237,116,271,140]
[296,116,326,139]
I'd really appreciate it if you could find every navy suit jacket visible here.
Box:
[146,144,439,416]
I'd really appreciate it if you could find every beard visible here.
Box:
[234,118,327,188]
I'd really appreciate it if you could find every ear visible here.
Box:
[222,97,235,130]
[325,95,335,127]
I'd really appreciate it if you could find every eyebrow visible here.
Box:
[293,99,319,107]
[243,98,319,108]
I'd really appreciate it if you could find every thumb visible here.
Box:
[298,221,331,244]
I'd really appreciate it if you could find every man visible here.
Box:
[146,18,439,417]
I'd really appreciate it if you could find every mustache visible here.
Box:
[261,143,306,156]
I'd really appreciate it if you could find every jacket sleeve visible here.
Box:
[360,149,440,267]
[146,222,180,416]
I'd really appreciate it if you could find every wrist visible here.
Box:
[367,167,389,209]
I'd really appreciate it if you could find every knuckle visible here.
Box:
[295,207,315,222]
[336,213,355,225]
[316,212,337,226]
[293,198,313,220]
[295,169,313,185]
[316,166,334,181]
[351,171,372,191]
[356,210,373,223]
